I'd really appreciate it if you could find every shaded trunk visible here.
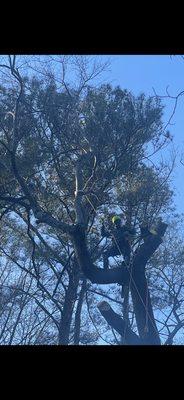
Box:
[98,301,142,345]
[58,263,79,345]
[128,230,167,345]
[73,279,87,344]
[72,221,167,345]
[121,285,130,345]
[130,270,160,345]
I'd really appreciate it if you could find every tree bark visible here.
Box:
[72,224,129,285]
[97,301,142,345]
[130,271,160,345]
[121,285,130,344]
[72,221,168,345]
[73,279,87,344]
[129,223,167,345]
[58,262,79,345]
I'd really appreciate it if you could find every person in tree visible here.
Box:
[101,215,137,269]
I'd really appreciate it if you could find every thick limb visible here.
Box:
[72,225,130,285]
[97,301,142,345]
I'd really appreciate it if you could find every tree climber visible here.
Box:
[101,215,137,269]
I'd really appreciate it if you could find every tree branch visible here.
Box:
[74,157,86,226]
[97,301,142,345]
[164,321,184,345]
[72,224,129,285]
[129,221,168,344]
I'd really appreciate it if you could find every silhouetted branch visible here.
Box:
[97,301,142,345]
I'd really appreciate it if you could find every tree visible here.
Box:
[0,55,177,345]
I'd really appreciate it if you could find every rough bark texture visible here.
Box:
[97,301,142,345]
[58,262,79,345]
[129,230,167,344]
[130,271,160,345]
[74,279,87,344]
[121,285,130,345]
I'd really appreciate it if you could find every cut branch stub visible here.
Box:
[98,301,111,311]
[97,301,142,345]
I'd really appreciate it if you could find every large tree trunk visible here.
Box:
[73,279,87,344]
[121,285,130,345]
[129,230,167,345]
[130,270,160,345]
[58,261,79,345]
[71,221,167,345]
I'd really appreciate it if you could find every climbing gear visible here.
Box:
[84,195,160,339]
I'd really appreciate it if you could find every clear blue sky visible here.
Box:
[99,55,184,215]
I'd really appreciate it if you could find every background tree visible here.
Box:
[0,55,181,345]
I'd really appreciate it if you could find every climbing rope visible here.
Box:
[144,279,149,334]
[84,194,157,338]
[111,234,155,336]
[122,258,133,344]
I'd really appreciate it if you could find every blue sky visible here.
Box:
[7,55,184,215]
[99,55,184,214]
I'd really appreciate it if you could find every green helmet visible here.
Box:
[112,215,121,224]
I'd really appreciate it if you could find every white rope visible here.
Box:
[112,234,156,336]
[84,195,157,337]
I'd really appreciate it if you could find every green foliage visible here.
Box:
[0,73,180,345]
